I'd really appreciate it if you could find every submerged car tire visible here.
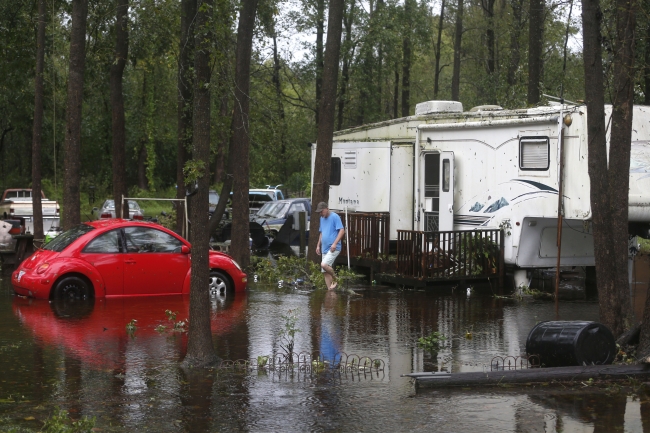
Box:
[52,276,92,300]
[208,270,232,296]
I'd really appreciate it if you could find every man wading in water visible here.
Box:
[315,202,345,290]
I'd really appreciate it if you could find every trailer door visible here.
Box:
[439,151,454,231]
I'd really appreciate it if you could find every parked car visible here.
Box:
[227,186,286,217]
[252,198,311,237]
[248,185,285,215]
[209,190,220,215]
[0,188,60,234]
[12,219,247,300]
[92,199,144,220]
[0,219,22,251]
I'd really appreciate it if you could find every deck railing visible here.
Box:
[396,229,504,279]
[339,212,390,260]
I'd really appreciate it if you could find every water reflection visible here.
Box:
[1,280,649,432]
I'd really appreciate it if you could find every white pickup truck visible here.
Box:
[0,188,60,234]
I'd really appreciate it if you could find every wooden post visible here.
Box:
[499,229,504,293]
[299,211,306,257]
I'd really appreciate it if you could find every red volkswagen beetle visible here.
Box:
[12,219,247,299]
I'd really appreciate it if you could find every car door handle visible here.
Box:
[125,260,136,264]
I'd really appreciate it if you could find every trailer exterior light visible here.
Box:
[516,221,520,226]
[563,114,573,127]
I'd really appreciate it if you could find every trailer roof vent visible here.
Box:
[415,101,463,115]
[469,105,503,112]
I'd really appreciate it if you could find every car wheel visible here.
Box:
[208,270,232,296]
[52,276,92,300]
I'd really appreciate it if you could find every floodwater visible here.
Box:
[1,274,650,432]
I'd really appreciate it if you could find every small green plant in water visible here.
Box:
[257,355,269,368]
[173,319,187,332]
[165,310,178,321]
[417,331,447,354]
[311,359,327,371]
[126,319,137,333]
[42,408,96,433]
[279,309,301,361]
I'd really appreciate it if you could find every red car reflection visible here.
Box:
[12,219,247,299]
[12,295,247,370]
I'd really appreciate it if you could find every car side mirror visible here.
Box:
[92,207,98,214]
[181,245,190,254]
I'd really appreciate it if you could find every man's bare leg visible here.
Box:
[321,263,336,290]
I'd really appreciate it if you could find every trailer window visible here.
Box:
[330,157,341,186]
[520,137,549,170]
[442,159,451,192]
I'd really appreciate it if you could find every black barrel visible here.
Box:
[525,321,616,367]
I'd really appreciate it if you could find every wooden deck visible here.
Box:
[337,212,504,288]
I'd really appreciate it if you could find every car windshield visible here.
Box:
[43,224,94,252]
[263,202,289,218]
[256,202,274,217]
[127,201,139,210]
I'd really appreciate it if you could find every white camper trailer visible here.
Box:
[311,101,650,285]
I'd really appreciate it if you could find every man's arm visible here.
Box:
[316,232,323,255]
[330,228,345,252]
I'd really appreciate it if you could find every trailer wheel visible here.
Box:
[52,276,92,300]
[208,270,232,296]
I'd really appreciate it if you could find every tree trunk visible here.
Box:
[451,0,463,101]
[182,0,218,369]
[176,0,197,234]
[307,0,345,263]
[401,0,413,117]
[393,67,399,118]
[337,0,355,131]
[582,0,634,339]
[208,134,234,235]
[111,0,128,219]
[645,21,650,105]
[527,0,544,105]
[506,0,524,86]
[315,0,325,125]
[62,0,88,230]
[484,0,495,75]
[433,0,446,99]
[213,94,228,184]
[229,0,260,269]
[31,0,46,242]
[608,0,637,335]
[272,33,288,178]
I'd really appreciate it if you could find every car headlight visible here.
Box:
[36,263,50,274]
[230,258,242,271]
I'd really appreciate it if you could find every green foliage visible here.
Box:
[417,331,447,354]
[183,159,207,184]
[41,408,96,433]
[639,238,650,255]
[458,234,500,276]
[250,255,363,289]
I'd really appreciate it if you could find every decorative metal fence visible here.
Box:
[218,351,386,379]
[396,229,504,280]
[490,355,540,371]
[339,212,390,260]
